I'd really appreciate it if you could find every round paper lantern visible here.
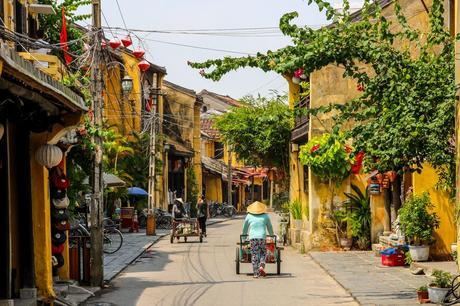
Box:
[0,123,4,141]
[133,47,145,59]
[109,39,121,49]
[35,144,63,168]
[121,36,132,47]
[138,60,150,72]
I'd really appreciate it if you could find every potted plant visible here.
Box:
[398,193,440,261]
[428,270,453,304]
[416,285,428,302]
[343,184,371,250]
[289,199,303,230]
[331,207,352,249]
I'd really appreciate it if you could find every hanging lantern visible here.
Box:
[109,38,121,49]
[138,59,150,72]
[35,144,63,168]
[101,40,107,49]
[292,76,300,84]
[0,123,4,141]
[133,47,145,59]
[121,36,132,47]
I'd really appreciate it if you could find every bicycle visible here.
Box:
[442,275,460,305]
[69,211,123,254]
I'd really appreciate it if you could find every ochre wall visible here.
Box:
[204,174,223,203]
[412,164,456,259]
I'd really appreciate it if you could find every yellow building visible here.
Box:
[290,0,456,257]
[0,1,86,302]
[161,80,203,209]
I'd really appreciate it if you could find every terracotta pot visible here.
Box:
[416,290,428,302]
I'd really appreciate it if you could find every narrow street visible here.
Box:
[87,217,357,306]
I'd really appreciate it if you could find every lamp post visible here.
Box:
[121,75,133,96]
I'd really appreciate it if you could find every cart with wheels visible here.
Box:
[235,235,282,275]
[170,218,203,243]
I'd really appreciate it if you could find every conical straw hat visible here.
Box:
[247,201,267,215]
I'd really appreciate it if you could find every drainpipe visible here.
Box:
[454,0,460,269]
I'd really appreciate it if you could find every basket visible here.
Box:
[381,253,405,266]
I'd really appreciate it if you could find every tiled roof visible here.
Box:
[201,118,220,139]
[202,156,226,176]
[200,89,241,107]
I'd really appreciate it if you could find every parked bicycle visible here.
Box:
[138,208,173,229]
[209,201,236,218]
[69,210,124,254]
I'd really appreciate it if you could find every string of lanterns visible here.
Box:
[106,35,150,72]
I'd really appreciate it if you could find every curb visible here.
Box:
[308,253,361,305]
[104,233,168,282]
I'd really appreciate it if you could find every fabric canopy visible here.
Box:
[127,187,149,196]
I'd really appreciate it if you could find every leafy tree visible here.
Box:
[186,167,199,217]
[38,0,91,57]
[214,94,293,175]
[190,0,455,194]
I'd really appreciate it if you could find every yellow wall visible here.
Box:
[204,174,222,203]
[104,52,143,136]
[413,164,456,259]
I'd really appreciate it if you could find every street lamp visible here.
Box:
[121,75,133,96]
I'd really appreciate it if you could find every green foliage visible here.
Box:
[299,133,352,183]
[430,270,453,288]
[344,184,371,248]
[214,94,292,173]
[417,285,428,292]
[38,0,91,57]
[272,191,289,212]
[186,167,199,218]
[289,199,303,220]
[399,193,440,246]
[405,251,413,266]
[190,0,456,193]
[118,132,150,190]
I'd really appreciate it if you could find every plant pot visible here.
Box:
[294,219,303,230]
[451,243,457,254]
[409,245,430,262]
[339,237,352,249]
[416,290,429,302]
[428,286,449,304]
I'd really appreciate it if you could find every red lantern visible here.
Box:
[109,39,121,49]
[101,40,107,49]
[121,36,132,47]
[386,171,397,182]
[138,59,150,72]
[133,47,145,59]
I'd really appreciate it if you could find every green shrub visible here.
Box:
[398,193,440,246]
[289,199,303,220]
[343,184,371,249]
[430,270,453,288]
[417,285,428,292]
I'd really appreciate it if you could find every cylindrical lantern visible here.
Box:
[109,39,121,49]
[0,123,4,141]
[35,144,63,168]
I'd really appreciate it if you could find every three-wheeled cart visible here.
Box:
[235,235,283,275]
[170,218,203,243]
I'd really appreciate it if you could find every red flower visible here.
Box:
[345,145,352,153]
[310,144,320,153]
[294,68,304,78]
[351,151,365,174]
[357,84,364,92]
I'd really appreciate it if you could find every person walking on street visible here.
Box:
[242,201,274,278]
[197,195,209,237]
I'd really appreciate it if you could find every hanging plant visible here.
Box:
[299,133,352,183]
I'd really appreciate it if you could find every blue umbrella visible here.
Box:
[127,187,149,196]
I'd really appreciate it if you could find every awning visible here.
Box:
[167,138,194,157]
[202,156,225,176]
[83,172,126,188]
[0,42,86,112]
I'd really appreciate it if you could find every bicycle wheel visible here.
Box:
[103,228,123,254]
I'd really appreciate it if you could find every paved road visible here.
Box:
[87,217,356,306]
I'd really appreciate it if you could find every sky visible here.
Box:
[75,0,331,99]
